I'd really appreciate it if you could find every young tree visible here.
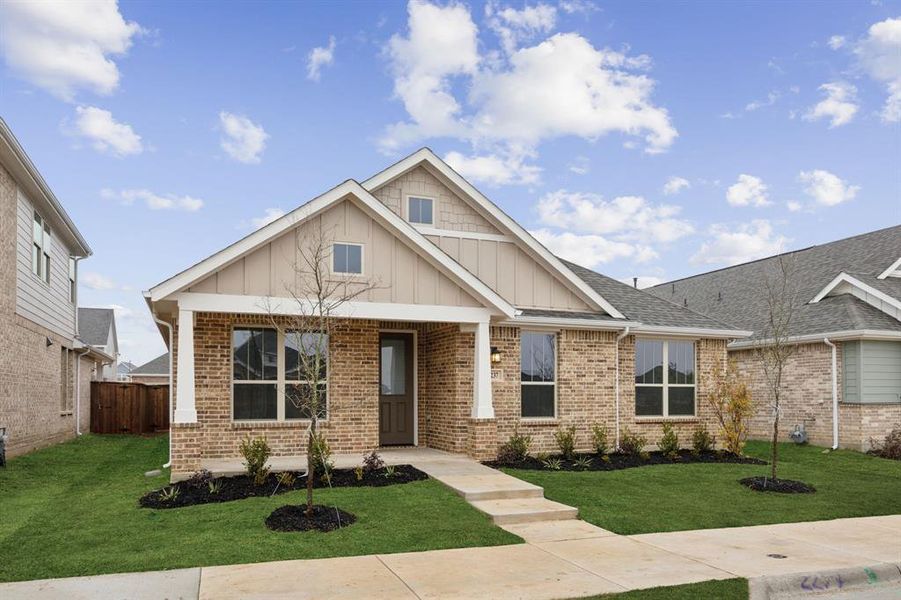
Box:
[264,224,378,517]
[706,359,753,455]
[755,255,798,480]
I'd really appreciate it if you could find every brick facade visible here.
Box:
[731,342,900,450]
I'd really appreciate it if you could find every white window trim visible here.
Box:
[331,242,365,276]
[520,330,558,420]
[405,193,437,227]
[32,211,51,286]
[634,339,697,418]
[230,326,330,424]
[68,257,76,304]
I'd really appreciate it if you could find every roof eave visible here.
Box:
[728,329,901,350]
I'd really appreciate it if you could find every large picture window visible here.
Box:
[521,331,556,418]
[232,328,277,420]
[285,331,328,420]
[635,339,695,417]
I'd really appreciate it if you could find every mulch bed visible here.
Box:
[486,450,765,472]
[139,464,428,509]
[739,476,816,494]
[266,504,357,533]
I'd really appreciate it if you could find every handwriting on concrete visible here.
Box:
[800,574,845,591]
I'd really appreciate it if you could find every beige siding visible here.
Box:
[15,188,76,339]
[189,197,483,307]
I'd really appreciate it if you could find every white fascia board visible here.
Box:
[810,272,901,312]
[175,292,495,323]
[501,316,641,331]
[361,149,626,319]
[877,257,901,279]
[633,325,753,339]
[74,340,115,363]
[729,329,901,350]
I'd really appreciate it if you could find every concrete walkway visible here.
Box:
[3,515,898,599]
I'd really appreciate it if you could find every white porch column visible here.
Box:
[174,308,197,423]
[472,319,494,419]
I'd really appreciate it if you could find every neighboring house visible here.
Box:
[649,226,901,451]
[77,307,120,381]
[144,149,750,479]
[0,119,111,457]
[129,353,169,386]
[117,361,137,381]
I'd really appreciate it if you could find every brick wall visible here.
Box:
[417,323,472,453]
[839,403,901,451]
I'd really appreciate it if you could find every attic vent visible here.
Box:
[718,291,722,302]
[683,298,687,307]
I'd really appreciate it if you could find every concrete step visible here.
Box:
[464,486,545,501]
[470,497,579,525]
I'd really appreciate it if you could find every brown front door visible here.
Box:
[379,332,414,446]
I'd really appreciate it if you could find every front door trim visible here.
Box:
[379,329,418,446]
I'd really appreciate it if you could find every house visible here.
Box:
[117,361,137,381]
[129,353,169,386]
[144,149,750,479]
[649,226,901,451]
[77,307,120,381]
[0,119,111,457]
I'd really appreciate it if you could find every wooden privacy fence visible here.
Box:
[90,382,170,435]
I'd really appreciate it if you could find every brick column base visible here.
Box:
[467,418,498,461]
[170,423,202,481]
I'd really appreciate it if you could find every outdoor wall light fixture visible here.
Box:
[490,346,503,363]
[45,336,53,347]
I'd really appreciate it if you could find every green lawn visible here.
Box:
[575,578,748,600]
[505,441,901,535]
[0,435,519,583]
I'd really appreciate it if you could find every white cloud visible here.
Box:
[104,188,204,211]
[726,174,770,207]
[855,17,901,123]
[828,35,846,50]
[787,200,802,212]
[219,111,269,164]
[559,0,599,15]
[445,150,541,185]
[745,91,780,112]
[250,208,286,229]
[691,220,788,266]
[531,229,651,268]
[568,156,589,175]
[536,189,694,242]
[803,82,859,127]
[662,176,690,196]
[0,0,143,100]
[306,36,336,81]
[81,272,118,290]
[486,2,557,55]
[381,1,676,183]
[70,105,142,156]
[798,169,860,206]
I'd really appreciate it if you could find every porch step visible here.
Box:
[470,497,579,525]
[433,474,544,502]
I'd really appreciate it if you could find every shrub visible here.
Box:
[590,423,609,455]
[554,426,577,460]
[310,431,333,475]
[354,466,364,481]
[706,360,754,455]
[185,469,213,490]
[692,425,715,455]
[541,457,562,470]
[239,436,271,486]
[659,423,680,458]
[383,465,398,478]
[362,449,385,473]
[869,427,901,460]
[573,456,593,470]
[620,428,646,456]
[159,486,180,502]
[207,479,223,495]
[276,471,296,487]
[497,429,532,464]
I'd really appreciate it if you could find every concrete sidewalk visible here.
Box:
[3,515,898,599]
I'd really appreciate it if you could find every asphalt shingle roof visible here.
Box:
[131,353,169,375]
[77,307,115,346]
[561,260,740,330]
[647,225,901,339]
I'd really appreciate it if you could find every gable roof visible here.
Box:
[563,260,742,332]
[362,148,625,319]
[77,307,115,347]
[131,353,169,375]
[147,179,516,318]
[648,225,901,341]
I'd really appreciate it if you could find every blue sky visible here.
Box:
[1,0,899,364]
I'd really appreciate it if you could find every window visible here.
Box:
[284,331,328,420]
[68,257,76,303]
[232,328,277,420]
[520,331,556,418]
[32,212,51,284]
[332,243,362,275]
[635,339,695,417]
[408,196,434,225]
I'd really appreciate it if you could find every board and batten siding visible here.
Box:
[15,188,76,339]
[842,340,901,404]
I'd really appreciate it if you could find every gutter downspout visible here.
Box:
[151,310,174,468]
[615,326,631,451]
[824,338,838,450]
[74,346,91,435]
